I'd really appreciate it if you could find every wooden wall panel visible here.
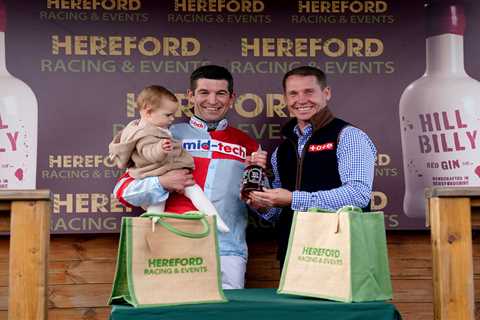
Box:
[0,231,479,319]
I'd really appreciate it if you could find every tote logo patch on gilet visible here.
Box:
[308,143,335,152]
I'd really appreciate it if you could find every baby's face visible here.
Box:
[145,98,178,129]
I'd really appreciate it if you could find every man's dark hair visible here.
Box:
[282,66,327,91]
[190,65,234,94]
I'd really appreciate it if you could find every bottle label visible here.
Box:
[405,108,479,184]
[401,106,480,217]
[241,165,267,196]
[0,107,34,189]
[243,166,263,185]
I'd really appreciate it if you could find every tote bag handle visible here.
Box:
[141,212,210,239]
[308,206,363,234]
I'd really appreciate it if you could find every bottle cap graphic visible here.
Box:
[0,0,5,32]
[426,1,466,37]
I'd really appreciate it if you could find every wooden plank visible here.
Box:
[394,302,433,320]
[3,253,478,287]
[430,197,474,320]
[33,280,438,309]
[0,235,120,263]
[0,216,9,233]
[0,254,458,286]
[8,200,50,320]
[0,231,473,258]
[40,278,480,308]
[386,231,432,243]
[0,202,11,233]
[426,187,480,198]
[0,287,6,311]
[472,209,480,229]
[0,238,7,262]
[0,190,51,201]
[48,236,119,261]
[48,284,112,308]
[48,260,116,285]
[1,231,480,318]
[0,231,457,262]
[0,260,116,287]
[48,307,111,320]
[0,308,111,320]
[472,199,480,207]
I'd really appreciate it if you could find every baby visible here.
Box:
[109,85,229,232]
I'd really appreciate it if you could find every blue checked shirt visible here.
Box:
[262,123,376,222]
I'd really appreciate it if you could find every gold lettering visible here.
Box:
[52,35,72,55]
[376,154,391,166]
[277,38,293,57]
[175,93,194,117]
[241,38,259,57]
[365,38,384,57]
[266,94,287,118]
[90,36,107,55]
[54,193,74,213]
[109,36,123,55]
[298,0,309,12]
[262,38,275,57]
[111,195,126,212]
[77,193,89,213]
[124,36,138,55]
[47,0,60,9]
[53,193,132,214]
[294,38,308,57]
[51,35,200,57]
[127,93,136,117]
[197,0,207,11]
[49,155,63,168]
[239,37,384,58]
[181,37,200,56]
[324,38,345,58]
[235,94,263,118]
[309,38,322,57]
[175,0,187,11]
[371,191,387,210]
[138,36,161,56]
[347,38,363,57]
[91,193,109,213]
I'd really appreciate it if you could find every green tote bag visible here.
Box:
[278,206,393,303]
[109,212,227,307]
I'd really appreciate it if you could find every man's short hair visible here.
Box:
[282,66,328,91]
[136,85,177,111]
[190,65,234,94]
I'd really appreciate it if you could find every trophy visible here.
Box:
[241,148,268,197]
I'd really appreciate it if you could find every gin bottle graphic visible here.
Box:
[399,1,480,218]
[0,1,38,189]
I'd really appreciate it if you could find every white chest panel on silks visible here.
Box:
[169,120,256,258]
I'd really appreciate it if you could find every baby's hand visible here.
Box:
[162,139,173,152]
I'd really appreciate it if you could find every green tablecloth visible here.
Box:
[110,288,401,320]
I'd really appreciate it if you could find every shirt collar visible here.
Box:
[189,115,228,132]
[281,106,335,140]
[294,123,313,138]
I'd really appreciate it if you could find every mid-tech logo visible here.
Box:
[182,139,246,159]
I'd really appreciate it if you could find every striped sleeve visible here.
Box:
[113,175,169,208]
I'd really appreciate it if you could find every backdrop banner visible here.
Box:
[2,0,479,233]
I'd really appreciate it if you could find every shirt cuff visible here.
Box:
[152,177,169,203]
[291,190,316,212]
